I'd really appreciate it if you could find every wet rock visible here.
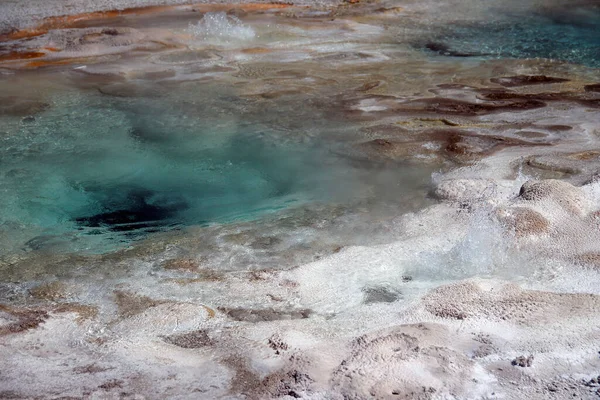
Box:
[511,355,534,367]
[362,286,401,304]
[220,307,312,322]
[162,329,212,348]
[98,83,166,98]
[496,207,550,237]
[490,75,569,87]
[423,281,600,326]
[356,138,437,164]
[518,180,587,215]
[0,97,50,117]
[433,179,496,202]
[524,156,581,179]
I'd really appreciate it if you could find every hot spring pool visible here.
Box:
[0,77,434,255]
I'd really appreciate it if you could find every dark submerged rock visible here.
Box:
[424,42,481,57]
[491,75,570,87]
[220,307,312,322]
[75,187,188,233]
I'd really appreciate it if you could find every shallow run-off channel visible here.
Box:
[1,1,600,399]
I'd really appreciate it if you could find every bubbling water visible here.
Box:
[188,12,256,43]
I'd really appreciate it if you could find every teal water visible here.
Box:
[0,85,371,254]
[421,4,600,68]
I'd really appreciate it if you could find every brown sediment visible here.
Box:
[373,6,404,15]
[162,258,200,272]
[584,83,600,93]
[241,47,273,54]
[478,90,600,110]
[577,98,600,108]
[0,3,295,42]
[566,150,600,161]
[398,97,547,116]
[29,281,69,301]
[202,305,216,318]
[259,89,303,99]
[25,57,101,68]
[572,252,600,269]
[358,129,551,165]
[490,75,570,87]
[219,307,312,322]
[355,80,382,92]
[73,364,114,374]
[515,131,547,139]
[225,355,313,399]
[495,207,550,237]
[0,304,49,336]
[53,303,99,322]
[0,97,50,116]
[113,290,164,318]
[162,329,212,348]
[0,51,45,62]
[540,124,573,132]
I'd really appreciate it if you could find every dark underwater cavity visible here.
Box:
[75,187,188,234]
[419,4,600,67]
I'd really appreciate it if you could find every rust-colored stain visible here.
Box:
[202,305,216,318]
[25,57,94,68]
[0,3,294,42]
[0,51,45,62]
[241,47,272,54]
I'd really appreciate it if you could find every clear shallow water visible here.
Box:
[421,4,600,67]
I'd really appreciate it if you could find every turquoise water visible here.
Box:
[421,4,600,67]
[0,86,365,254]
